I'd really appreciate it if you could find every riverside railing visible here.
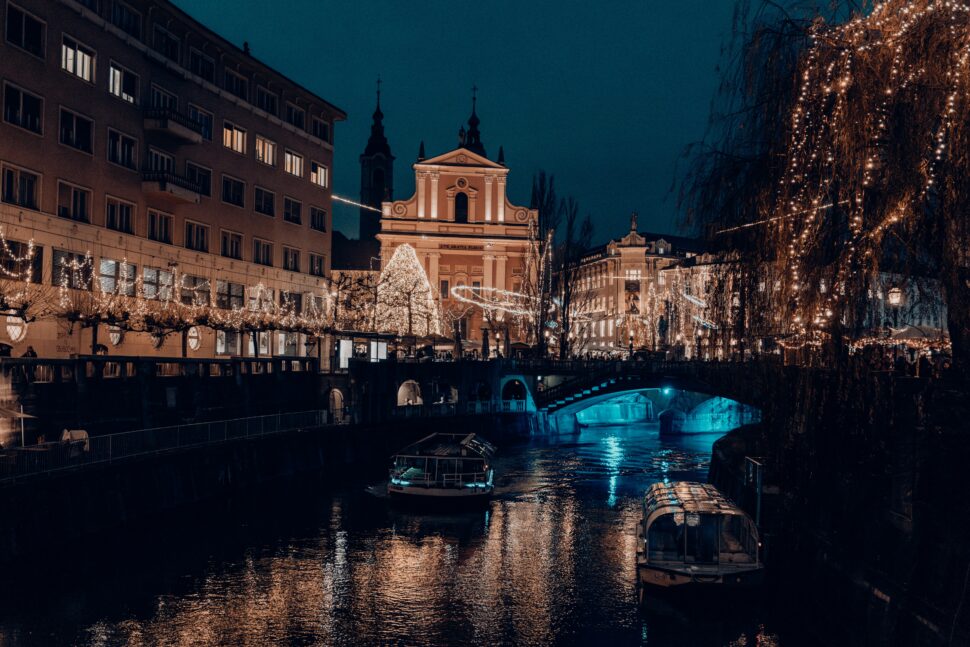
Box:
[390,399,528,419]
[0,409,341,484]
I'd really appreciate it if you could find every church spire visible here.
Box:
[363,75,391,157]
[463,84,486,157]
[417,140,426,161]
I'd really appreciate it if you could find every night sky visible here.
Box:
[173,0,737,244]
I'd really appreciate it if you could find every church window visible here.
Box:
[454,192,468,223]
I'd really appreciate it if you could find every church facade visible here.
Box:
[377,100,537,347]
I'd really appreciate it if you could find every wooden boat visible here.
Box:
[636,481,763,594]
[387,432,496,502]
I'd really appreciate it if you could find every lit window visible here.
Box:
[310,161,328,188]
[61,36,95,82]
[98,258,136,296]
[255,136,276,165]
[223,121,246,153]
[108,62,138,104]
[284,150,304,177]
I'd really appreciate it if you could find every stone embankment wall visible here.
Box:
[710,367,970,646]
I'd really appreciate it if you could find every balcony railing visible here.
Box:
[143,107,206,142]
[142,170,202,204]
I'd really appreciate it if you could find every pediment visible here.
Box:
[417,147,504,169]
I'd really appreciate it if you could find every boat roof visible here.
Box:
[643,481,750,527]
[393,433,496,459]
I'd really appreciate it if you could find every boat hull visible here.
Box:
[637,561,764,590]
[387,484,493,507]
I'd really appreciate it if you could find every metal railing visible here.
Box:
[144,106,207,137]
[390,399,528,419]
[142,169,204,194]
[0,409,343,484]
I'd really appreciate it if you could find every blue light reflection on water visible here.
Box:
[0,422,794,647]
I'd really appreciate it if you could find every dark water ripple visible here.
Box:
[0,423,801,646]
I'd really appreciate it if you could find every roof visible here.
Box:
[643,481,749,528]
[159,0,346,119]
[394,433,496,459]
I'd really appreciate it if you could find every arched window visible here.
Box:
[454,192,468,223]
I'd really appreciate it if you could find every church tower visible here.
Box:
[359,79,394,246]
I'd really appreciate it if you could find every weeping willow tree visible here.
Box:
[681,0,970,369]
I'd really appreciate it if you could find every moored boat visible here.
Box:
[387,432,496,502]
[636,481,763,594]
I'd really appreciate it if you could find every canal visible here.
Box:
[0,422,806,646]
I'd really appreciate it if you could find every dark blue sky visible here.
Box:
[174,0,736,244]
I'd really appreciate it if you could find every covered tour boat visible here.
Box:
[636,481,763,593]
[387,433,496,501]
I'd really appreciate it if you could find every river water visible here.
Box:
[0,423,805,646]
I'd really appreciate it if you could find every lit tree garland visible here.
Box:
[376,244,441,337]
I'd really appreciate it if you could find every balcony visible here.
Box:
[143,107,205,144]
[141,170,202,204]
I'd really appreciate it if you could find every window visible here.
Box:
[57,181,90,222]
[310,206,326,232]
[255,136,276,165]
[5,3,45,58]
[105,196,134,233]
[285,103,305,129]
[152,25,179,61]
[216,329,240,355]
[220,230,242,259]
[312,117,330,142]
[59,109,93,153]
[216,280,244,309]
[180,275,208,305]
[223,121,245,153]
[1,164,38,209]
[98,259,136,296]
[108,62,138,103]
[188,47,214,82]
[147,209,172,243]
[3,84,42,134]
[280,291,302,315]
[254,186,274,216]
[222,175,245,207]
[284,150,303,177]
[110,1,141,39]
[310,161,328,188]
[253,239,273,266]
[256,86,278,115]
[224,69,248,101]
[282,247,300,272]
[143,266,173,300]
[440,280,449,300]
[187,104,212,140]
[107,129,137,169]
[53,250,92,290]
[283,197,302,224]
[309,253,325,277]
[149,148,174,173]
[61,36,94,82]
[150,84,177,110]
[454,192,468,223]
[184,221,209,252]
[0,239,41,283]
[186,162,211,196]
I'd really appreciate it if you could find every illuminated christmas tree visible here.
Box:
[376,243,441,336]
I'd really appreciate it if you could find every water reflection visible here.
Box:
[0,423,796,646]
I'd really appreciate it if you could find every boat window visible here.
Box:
[720,515,757,563]
[647,515,684,562]
[684,514,720,564]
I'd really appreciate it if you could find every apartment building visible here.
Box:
[0,0,344,357]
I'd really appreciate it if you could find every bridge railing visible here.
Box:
[0,409,344,484]
[390,399,528,419]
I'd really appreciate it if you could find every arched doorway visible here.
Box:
[502,379,527,401]
[329,388,345,423]
[454,192,468,223]
[397,380,423,406]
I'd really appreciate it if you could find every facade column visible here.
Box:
[428,252,440,295]
[494,255,508,291]
[416,171,426,218]
[497,176,507,222]
[483,175,494,222]
[430,172,440,219]
[483,254,495,290]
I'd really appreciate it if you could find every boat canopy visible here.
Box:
[643,481,748,529]
[394,433,496,460]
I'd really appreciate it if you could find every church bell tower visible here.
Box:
[359,78,394,247]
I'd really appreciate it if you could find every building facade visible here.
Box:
[573,214,700,355]
[0,0,344,358]
[377,102,536,345]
